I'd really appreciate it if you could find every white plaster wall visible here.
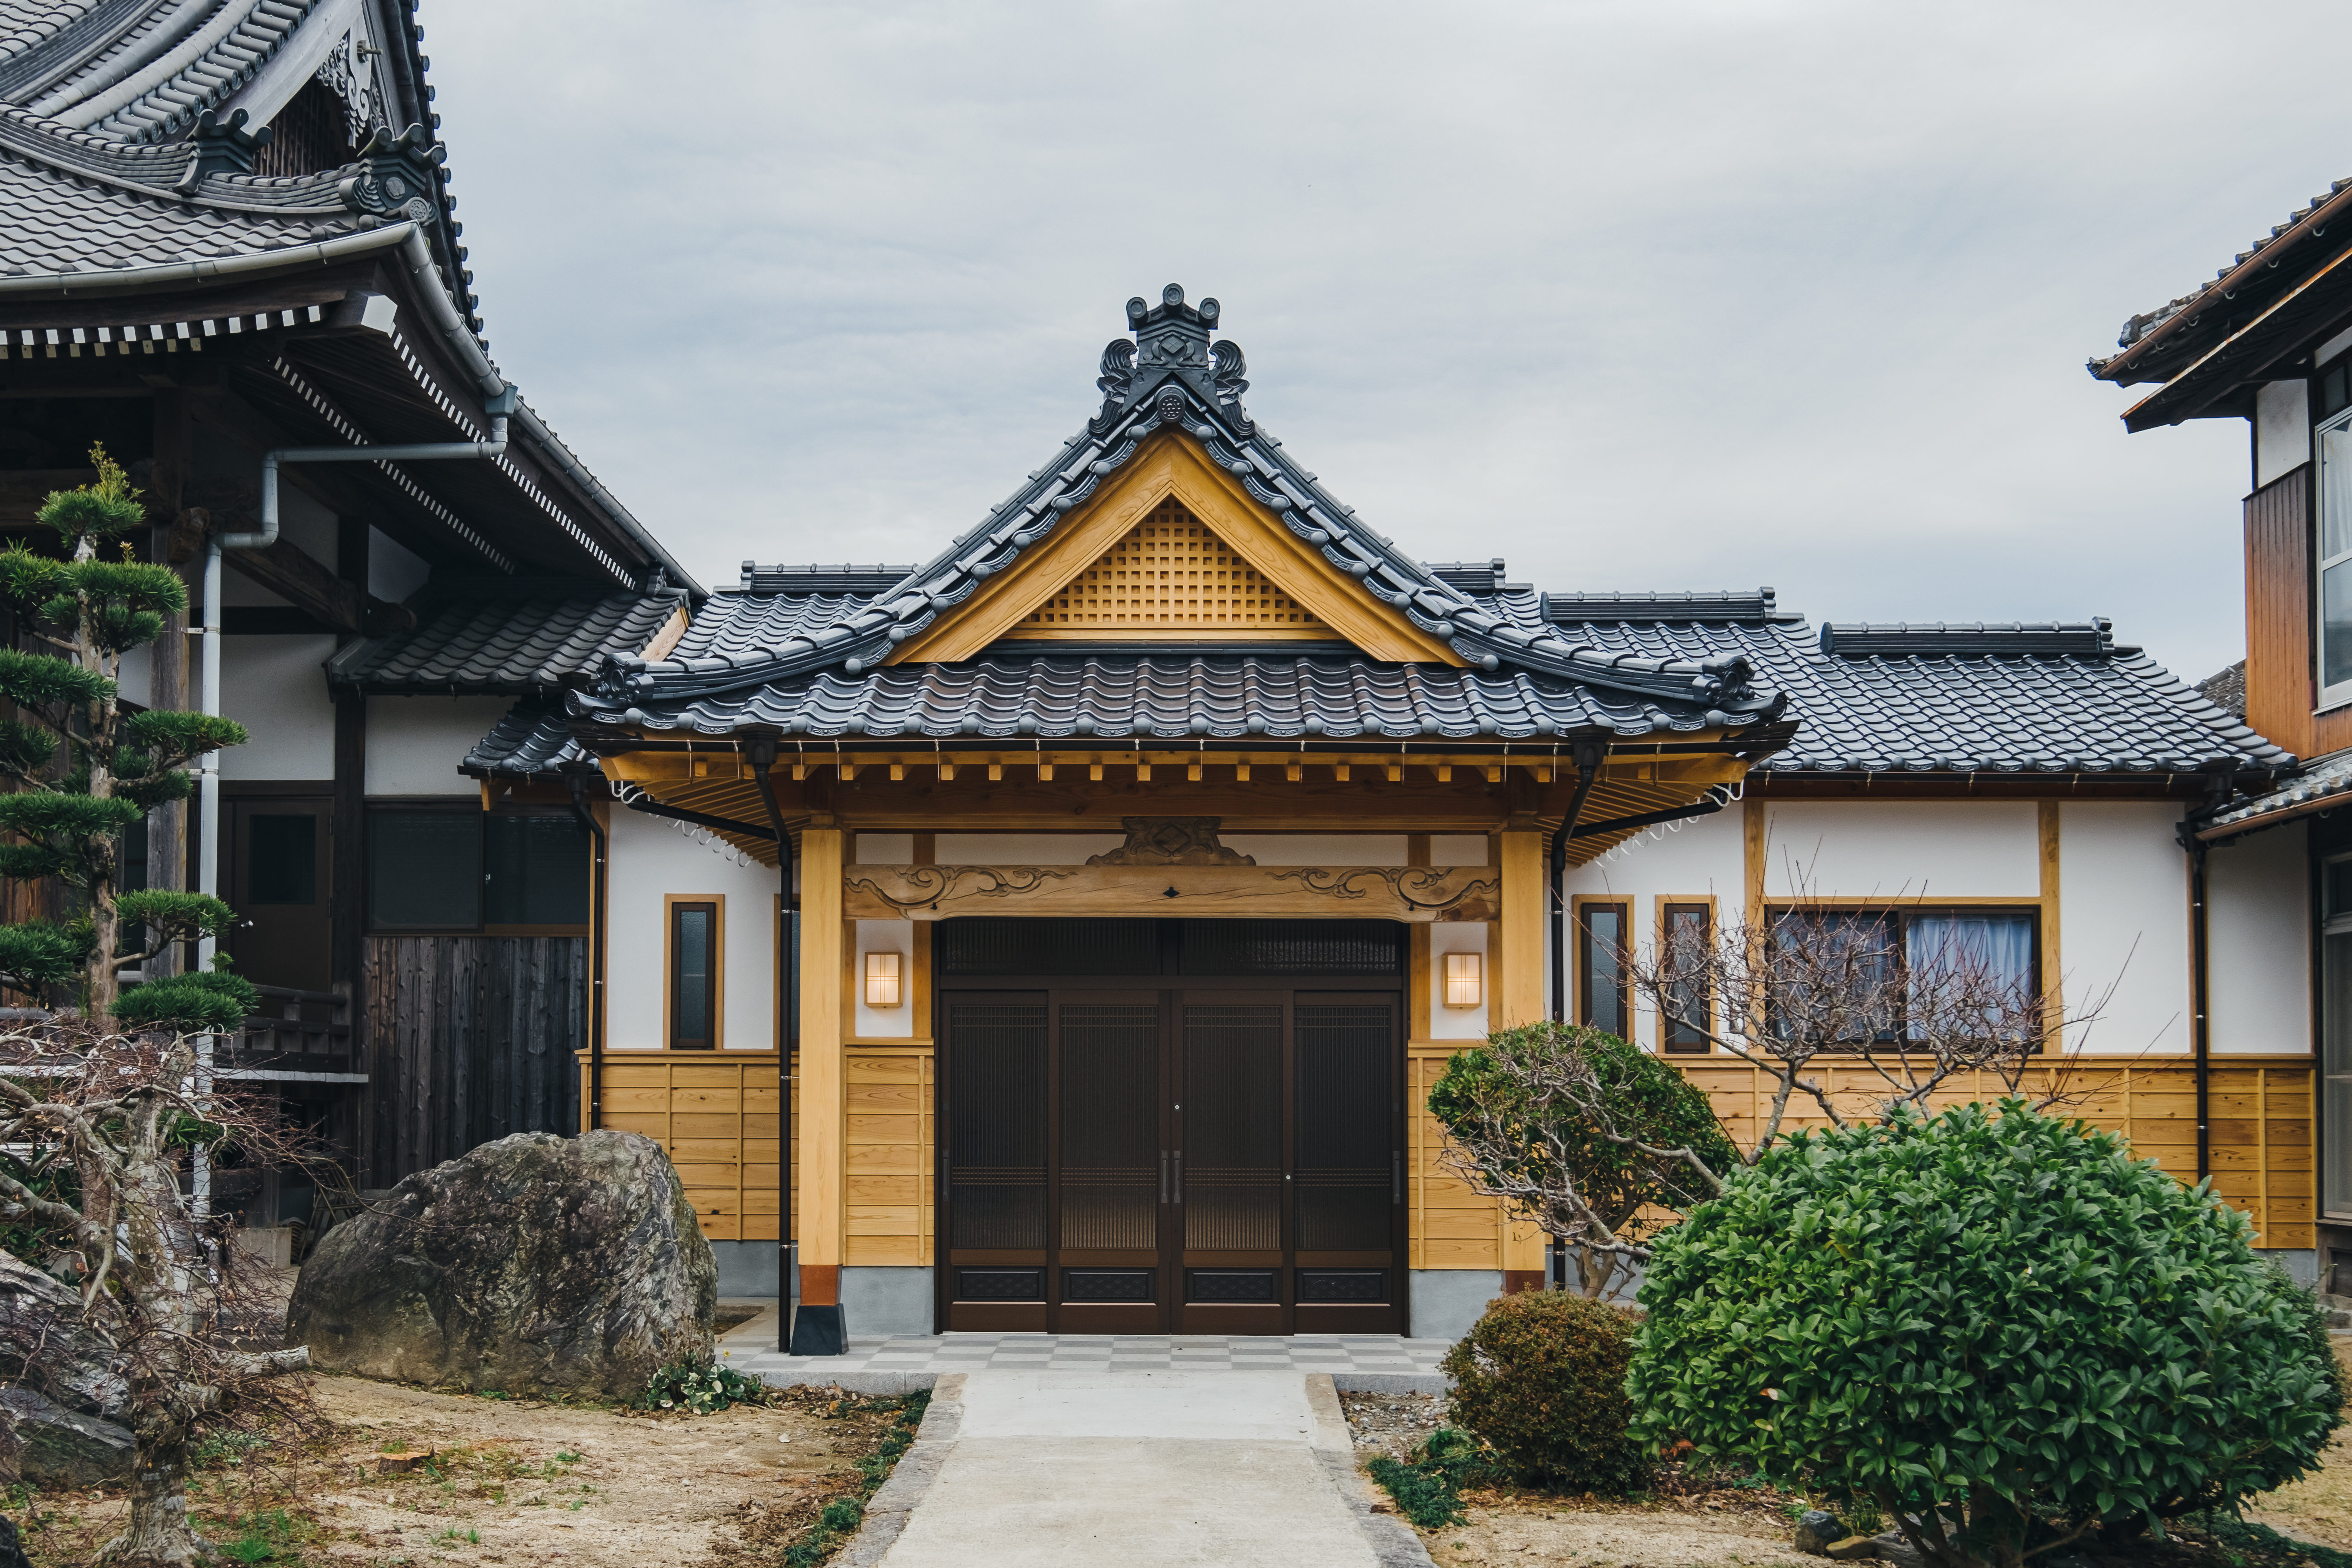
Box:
[364,696,514,795]
[369,526,429,604]
[118,640,151,710]
[2059,801,2190,1055]
[855,833,913,864]
[854,918,915,1038]
[1762,801,2040,900]
[2209,819,2312,1055]
[605,807,778,1051]
[217,635,335,779]
[1430,835,1486,867]
[935,832,1125,863]
[1223,834,1407,864]
[2258,379,2314,489]
[1427,923,1488,1040]
[1563,811,1745,1049]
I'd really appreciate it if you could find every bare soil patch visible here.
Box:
[11,1374,910,1568]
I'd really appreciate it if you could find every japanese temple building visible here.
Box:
[485,285,2306,1350]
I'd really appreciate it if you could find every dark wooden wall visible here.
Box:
[361,935,585,1187]
[2246,463,2317,756]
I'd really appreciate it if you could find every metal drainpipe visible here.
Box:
[198,387,519,971]
[1545,740,1605,1291]
[746,738,797,1350]
[2191,837,2211,1181]
[566,774,607,1131]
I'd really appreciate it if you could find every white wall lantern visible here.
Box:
[864,950,904,1009]
[1443,951,1483,1009]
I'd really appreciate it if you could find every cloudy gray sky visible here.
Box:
[428,0,2341,685]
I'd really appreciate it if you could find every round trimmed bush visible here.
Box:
[1441,1288,1650,1493]
[1626,1101,2342,1564]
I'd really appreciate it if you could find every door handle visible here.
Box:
[1393,1150,1403,1204]
[1172,1151,1183,1204]
[1159,1150,1170,1203]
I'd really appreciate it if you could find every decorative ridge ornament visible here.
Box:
[338,123,443,222]
[1086,818,1255,866]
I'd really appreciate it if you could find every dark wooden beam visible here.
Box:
[231,537,362,633]
[333,509,368,997]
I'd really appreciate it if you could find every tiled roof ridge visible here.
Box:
[1544,588,1783,623]
[595,284,1789,731]
[1818,620,2117,658]
[0,99,439,223]
[2096,174,2352,375]
[738,562,920,594]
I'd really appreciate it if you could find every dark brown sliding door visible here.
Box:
[938,976,1404,1336]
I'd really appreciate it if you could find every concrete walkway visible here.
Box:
[839,1370,1430,1568]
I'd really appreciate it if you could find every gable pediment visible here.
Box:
[888,431,1461,665]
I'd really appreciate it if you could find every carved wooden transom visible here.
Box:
[1007,496,1335,639]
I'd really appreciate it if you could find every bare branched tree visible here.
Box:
[1434,885,2123,1289]
[1627,895,2118,1148]
[0,1022,314,1566]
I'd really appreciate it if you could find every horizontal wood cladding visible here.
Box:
[2240,463,2352,758]
[363,935,584,1188]
[582,1047,2317,1261]
[1674,1059,2315,1248]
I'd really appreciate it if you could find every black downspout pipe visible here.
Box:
[2188,835,2212,1184]
[566,774,607,1134]
[746,739,808,1353]
[1545,740,1606,1291]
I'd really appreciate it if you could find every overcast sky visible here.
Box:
[425,1,2346,685]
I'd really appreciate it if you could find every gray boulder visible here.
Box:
[0,1249,126,1418]
[0,1386,134,1487]
[1794,1510,1847,1556]
[287,1130,716,1398]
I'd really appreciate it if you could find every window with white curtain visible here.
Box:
[1766,907,2039,1049]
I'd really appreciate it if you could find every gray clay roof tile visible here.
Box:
[328,580,682,695]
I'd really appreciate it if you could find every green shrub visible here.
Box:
[637,1359,770,1414]
[1441,1288,1650,1493]
[1626,1100,2344,1568]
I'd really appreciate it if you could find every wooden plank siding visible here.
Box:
[2246,463,2319,757]
[582,1048,2316,1260]
[361,935,583,1186]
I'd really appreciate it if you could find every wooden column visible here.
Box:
[1497,828,1548,1291]
[145,391,191,975]
[796,827,846,1308]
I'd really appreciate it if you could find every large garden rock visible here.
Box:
[286,1130,716,1397]
[0,1250,126,1418]
[0,1386,134,1487]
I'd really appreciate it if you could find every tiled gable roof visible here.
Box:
[327,578,684,695]
[462,699,584,779]
[592,285,1787,732]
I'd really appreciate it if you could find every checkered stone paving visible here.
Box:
[720,1330,1451,1395]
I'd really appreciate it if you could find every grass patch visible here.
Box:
[1366,1428,1492,1529]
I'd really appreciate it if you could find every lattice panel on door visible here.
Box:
[1183,1003,1284,1251]
[1295,1003,1395,1252]
[1059,1003,1161,1250]
[1012,497,1333,636]
[946,1000,1048,1250]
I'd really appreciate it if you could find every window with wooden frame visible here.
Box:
[1574,898,1630,1038]
[1658,899,1714,1054]
[2321,854,2352,1219]
[1764,905,2040,1049]
[666,895,724,1051]
[2318,357,2352,711]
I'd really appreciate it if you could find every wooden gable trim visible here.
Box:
[887,432,1464,666]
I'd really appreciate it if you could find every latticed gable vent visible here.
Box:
[1009,497,1334,638]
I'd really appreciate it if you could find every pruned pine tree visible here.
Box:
[0,447,251,1024]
